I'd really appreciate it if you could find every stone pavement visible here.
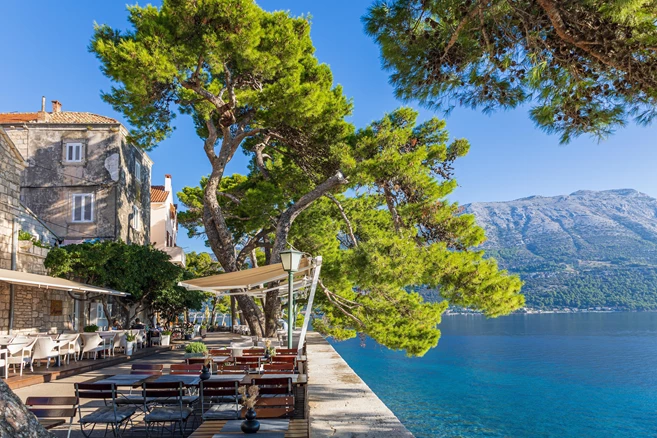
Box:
[306,332,414,437]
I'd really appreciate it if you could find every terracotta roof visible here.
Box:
[151,186,169,203]
[0,111,119,125]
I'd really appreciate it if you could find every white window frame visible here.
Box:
[134,161,141,183]
[65,142,83,163]
[132,205,141,231]
[71,193,94,223]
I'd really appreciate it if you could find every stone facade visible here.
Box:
[0,128,72,335]
[0,103,152,245]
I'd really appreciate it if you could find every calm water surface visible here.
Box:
[330,312,657,437]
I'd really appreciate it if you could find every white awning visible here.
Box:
[178,258,313,294]
[0,268,130,297]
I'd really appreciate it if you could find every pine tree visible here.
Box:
[365,0,657,143]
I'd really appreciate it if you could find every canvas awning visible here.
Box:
[0,268,130,297]
[178,257,313,293]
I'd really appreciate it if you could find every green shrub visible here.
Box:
[18,230,33,241]
[185,342,207,354]
[162,330,172,336]
[125,333,137,342]
[83,324,99,333]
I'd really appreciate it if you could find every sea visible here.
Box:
[329,312,657,438]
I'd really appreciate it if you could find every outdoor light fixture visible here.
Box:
[280,248,304,348]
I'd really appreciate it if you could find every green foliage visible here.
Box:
[365,0,657,143]
[18,230,33,241]
[125,333,137,342]
[162,330,172,336]
[83,325,98,333]
[45,241,187,325]
[185,342,208,354]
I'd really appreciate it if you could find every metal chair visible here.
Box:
[252,377,293,398]
[142,381,195,437]
[74,382,136,438]
[200,380,241,421]
[26,396,78,438]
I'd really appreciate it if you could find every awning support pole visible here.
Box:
[287,270,294,349]
[8,219,19,334]
[297,256,322,354]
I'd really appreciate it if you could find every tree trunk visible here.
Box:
[0,380,53,437]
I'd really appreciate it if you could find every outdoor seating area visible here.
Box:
[11,332,309,437]
[0,331,172,390]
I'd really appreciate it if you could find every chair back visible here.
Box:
[26,396,78,421]
[263,363,295,373]
[131,363,163,375]
[10,336,30,344]
[242,348,264,356]
[33,337,58,360]
[252,377,292,395]
[80,333,102,351]
[74,383,117,401]
[271,355,296,364]
[142,381,185,413]
[170,363,203,375]
[8,337,37,357]
[111,331,123,348]
[0,335,14,345]
[234,356,260,364]
[209,348,230,356]
[186,358,207,365]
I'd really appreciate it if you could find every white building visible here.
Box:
[150,174,185,266]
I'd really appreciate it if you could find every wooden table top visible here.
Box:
[190,419,308,438]
[243,374,307,385]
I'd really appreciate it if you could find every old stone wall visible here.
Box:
[0,282,74,335]
[118,138,152,245]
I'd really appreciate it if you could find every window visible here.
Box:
[134,161,141,182]
[71,194,93,222]
[65,143,83,162]
[132,205,141,231]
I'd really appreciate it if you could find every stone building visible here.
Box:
[0,99,152,245]
[0,106,131,335]
[150,174,185,266]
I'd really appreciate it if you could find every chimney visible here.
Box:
[37,96,47,122]
[51,100,62,113]
[164,174,172,193]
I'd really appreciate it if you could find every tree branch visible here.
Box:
[272,171,349,261]
[319,280,365,328]
[325,194,358,247]
[236,228,272,269]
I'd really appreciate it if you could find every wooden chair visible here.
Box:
[186,357,207,366]
[142,381,195,437]
[234,356,260,371]
[271,355,297,368]
[242,348,265,356]
[247,396,295,418]
[170,363,203,375]
[74,383,136,438]
[26,396,78,438]
[209,348,230,356]
[263,362,295,373]
[252,377,293,398]
[200,380,241,420]
[131,363,163,375]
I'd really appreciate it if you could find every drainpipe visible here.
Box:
[9,219,19,334]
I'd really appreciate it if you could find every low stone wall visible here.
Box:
[0,282,74,335]
[306,332,414,437]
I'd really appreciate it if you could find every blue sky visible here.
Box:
[1,1,656,254]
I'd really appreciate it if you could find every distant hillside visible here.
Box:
[451,189,657,309]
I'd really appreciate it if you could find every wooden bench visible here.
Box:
[26,396,77,437]
[190,419,308,438]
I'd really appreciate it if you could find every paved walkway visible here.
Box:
[306,332,414,437]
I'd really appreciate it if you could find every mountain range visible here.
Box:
[458,189,657,310]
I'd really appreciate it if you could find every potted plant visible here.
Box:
[125,333,137,355]
[83,324,99,333]
[161,330,172,346]
[200,323,208,338]
[184,341,208,359]
[239,385,260,433]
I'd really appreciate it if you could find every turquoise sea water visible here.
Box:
[329,312,657,437]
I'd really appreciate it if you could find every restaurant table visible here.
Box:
[189,419,308,438]
[207,374,247,382]
[93,374,155,387]
[153,374,201,386]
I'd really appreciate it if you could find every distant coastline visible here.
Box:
[445,306,639,315]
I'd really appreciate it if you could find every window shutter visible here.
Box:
[67,144,73,162]
[83,195,93,221]
[74,144,81,161]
